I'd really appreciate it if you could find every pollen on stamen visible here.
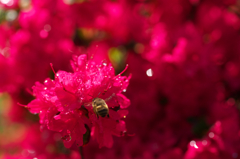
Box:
[17,102,29,109]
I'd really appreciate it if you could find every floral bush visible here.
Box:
[0,0,240,159]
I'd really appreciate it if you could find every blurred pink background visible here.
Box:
[0,0,240,158]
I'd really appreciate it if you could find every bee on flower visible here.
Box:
[26,54,131,148]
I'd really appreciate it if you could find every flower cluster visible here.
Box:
[27,54,130,148]
[0,0,240,158]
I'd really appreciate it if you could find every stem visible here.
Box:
[79,146,84,159]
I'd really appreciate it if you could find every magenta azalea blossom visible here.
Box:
[26,54,131,148]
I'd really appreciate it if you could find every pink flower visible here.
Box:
[27,54,131,148]
[0,123,82,159]
[185,101,240,159]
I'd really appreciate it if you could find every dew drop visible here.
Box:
[123,89,126,92]
[209,132,214,138]
[202,140,207,145]
[6,10,18,22]
[190,140,195,146]
[190,140,198,149]
[1,0,13,6]
[194,144,198,149]
[146,68,153,77]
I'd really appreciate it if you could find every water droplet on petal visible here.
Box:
[209,132,214,138]
[1,0,13,6]
[202,140,207,145]
[146,68,153,77]
[190,140,198,149]
[6,10,18,22]
[194,144,198,149]
[190,140,195,146]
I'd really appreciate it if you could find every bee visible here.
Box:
[92,97,109,118]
